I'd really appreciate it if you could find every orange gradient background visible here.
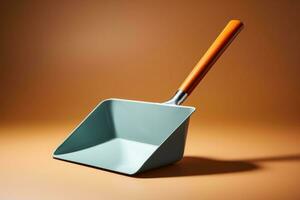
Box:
[0,1,299,200]
[1,0,299,125]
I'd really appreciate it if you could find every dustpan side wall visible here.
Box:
[54,101,115,155]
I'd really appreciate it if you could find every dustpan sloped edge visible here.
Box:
[133,118,191,175]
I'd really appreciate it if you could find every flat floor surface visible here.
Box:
[1,122,300,200]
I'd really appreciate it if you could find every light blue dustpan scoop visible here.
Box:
[53,99,195,175]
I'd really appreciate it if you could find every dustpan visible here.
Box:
[53,20,243,175]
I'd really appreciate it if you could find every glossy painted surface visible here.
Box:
[53,99,195,174]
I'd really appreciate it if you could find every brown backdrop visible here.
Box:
[1,0,299,125]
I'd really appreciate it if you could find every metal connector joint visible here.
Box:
[165,90,188,105]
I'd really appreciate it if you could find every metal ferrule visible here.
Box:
[165,90,188,105]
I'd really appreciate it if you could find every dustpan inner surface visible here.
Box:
[53,99,195,174]
[55,138,157,174]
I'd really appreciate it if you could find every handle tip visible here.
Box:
[229,19,244,29]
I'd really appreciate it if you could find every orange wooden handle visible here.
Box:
[179,20,243,95]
